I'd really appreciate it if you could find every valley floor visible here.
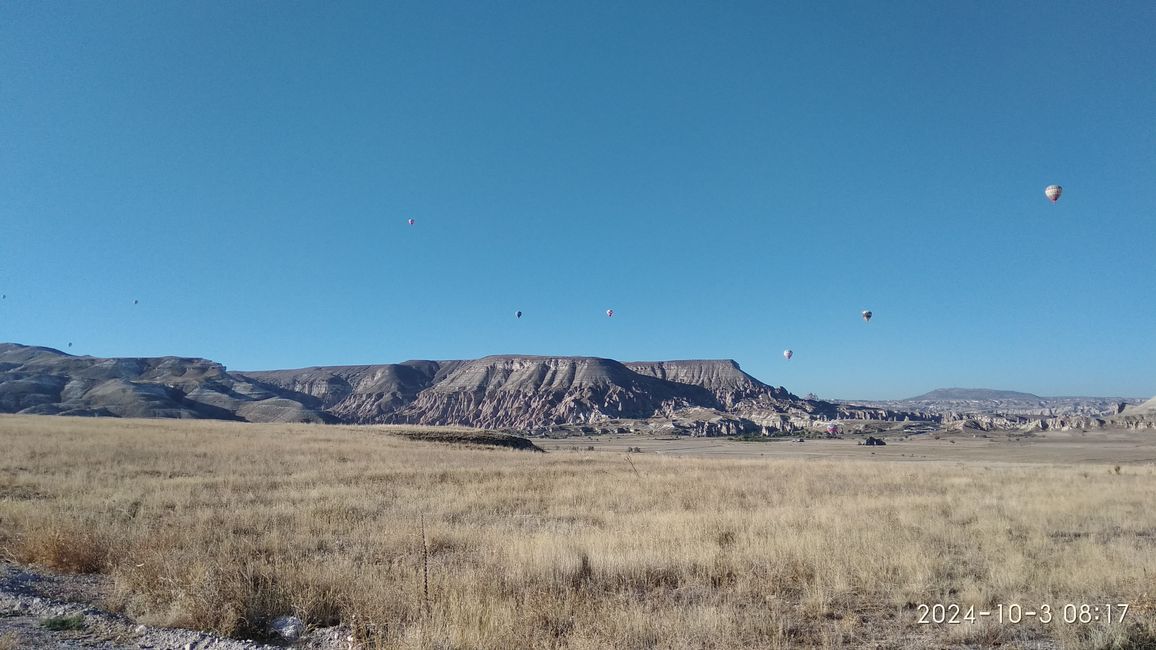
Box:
[543,427,1156,466]
[1,415,1154,649]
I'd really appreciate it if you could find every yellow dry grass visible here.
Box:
[1,415,1154,649]
[0,631,21,650]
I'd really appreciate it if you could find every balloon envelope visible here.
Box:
[783,349,793,360]
[606,309,614,317]
[862,310,872,322]
[407,218,415,225]
[515,310,522,318]
[1045,185,1062,203]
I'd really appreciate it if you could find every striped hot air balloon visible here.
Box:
[1045,185,1062,203]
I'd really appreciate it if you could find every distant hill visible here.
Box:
[0,343,335,423]
[904,388,1042,402]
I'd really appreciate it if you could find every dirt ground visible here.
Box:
[540,427,1156,466]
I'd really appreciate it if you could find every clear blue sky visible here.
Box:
[2,1,1153,399]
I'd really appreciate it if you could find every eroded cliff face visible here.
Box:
[392,356,719,429]
[624,359,792,408]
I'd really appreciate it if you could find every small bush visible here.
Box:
[42,614,86,631]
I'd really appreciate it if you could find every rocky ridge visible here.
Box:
[3,344,1151,435]
[1,344,908,435]
[247,355,908,435]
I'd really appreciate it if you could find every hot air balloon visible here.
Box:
[606,309,614,318]
[826,422,841,435]
[515,310,522,319]
[862,310,872,323]
[408,218,415,226]
[133,299,139,305]
[1045,185,1062,203]
[67,342,73,348]
[783,349,793,361]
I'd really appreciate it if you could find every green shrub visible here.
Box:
[41,614,86,631]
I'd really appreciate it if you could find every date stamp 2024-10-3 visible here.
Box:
[917,603,1130,625]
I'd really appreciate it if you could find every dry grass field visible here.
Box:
[1,415,1154,649]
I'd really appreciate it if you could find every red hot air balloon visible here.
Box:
[1045,185,1062,203]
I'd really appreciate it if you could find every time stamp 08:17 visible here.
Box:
[917,603,1131,625]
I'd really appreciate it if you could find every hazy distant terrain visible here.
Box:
[837,386,1148,432]
[846,387,1143,414]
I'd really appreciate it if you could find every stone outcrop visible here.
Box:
[941,410,1156,432]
